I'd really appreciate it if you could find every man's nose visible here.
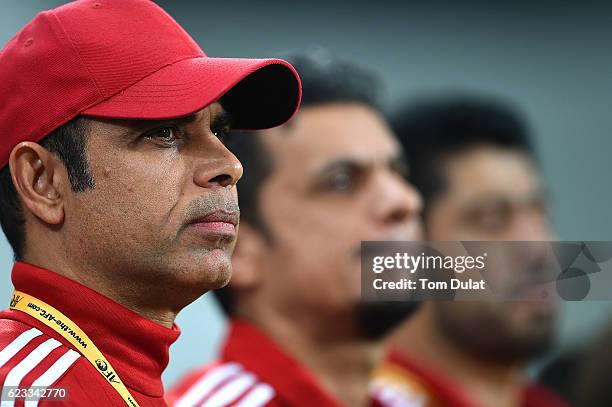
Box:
[512,210,553,241]
[374,170,423,227]
[193,143,243,189]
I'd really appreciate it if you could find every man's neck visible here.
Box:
[242,305,381,407]
[387,307,525,407]
[22,252,178,329]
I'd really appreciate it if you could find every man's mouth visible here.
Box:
[188,210,239,237]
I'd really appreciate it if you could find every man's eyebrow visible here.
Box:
[115,113,199,136]
[211,109,233,129]
[313,154,408,178]
[172,113,199,126]
[312,159,368,178]
[115,109,231,140]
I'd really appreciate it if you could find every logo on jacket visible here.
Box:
[95,359,108,371]
[95,359,120,383]
[10,294,22,308]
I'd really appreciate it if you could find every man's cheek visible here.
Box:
[121,177,181,220]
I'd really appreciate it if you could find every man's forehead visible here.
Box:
[444,146,542,203]
[259,103,400,171]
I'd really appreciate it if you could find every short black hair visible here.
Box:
[283,52,381,109]
[391,95,536,219]
[0,116,94,260]
[213,52,382,316]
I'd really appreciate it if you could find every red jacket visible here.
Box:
[0,262,180,406]
[167,319,343,407]
[369,350,568,407]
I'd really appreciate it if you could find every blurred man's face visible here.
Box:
[254,103,422,328]
[425,145,556,361]
[427,145,550,241]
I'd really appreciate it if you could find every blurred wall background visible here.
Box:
[2,0,611,387]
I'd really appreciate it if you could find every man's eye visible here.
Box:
[469,202,513,232]
[327,171,354,191]
[145,126,180,145]
[212,124,230,144]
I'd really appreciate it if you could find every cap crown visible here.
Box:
[0,0,204,167]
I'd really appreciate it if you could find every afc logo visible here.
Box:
[95,359,120,383]
[10,294,22,308]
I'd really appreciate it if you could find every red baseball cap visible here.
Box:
[0,0,302,168]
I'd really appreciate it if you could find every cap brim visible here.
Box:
[83,57,301,129]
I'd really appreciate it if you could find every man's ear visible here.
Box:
[230,223,268,291]
[8,142,67,225]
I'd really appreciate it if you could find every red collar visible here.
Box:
[385,349,475,407]
[384,349,568,407]
[223,318,343,407]
[6,261,180,397]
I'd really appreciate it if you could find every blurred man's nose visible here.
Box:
[512,211,554,241]
[193,143,243,189]
[373,170,423,228]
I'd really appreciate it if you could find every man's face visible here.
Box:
[64,103,242,302]
[426,145,556,361]
[426,145,551,241]
[254,103,422,324]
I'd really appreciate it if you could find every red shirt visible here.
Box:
[0,262,180,406]
[369,350,568,407]
[167,319,343,407]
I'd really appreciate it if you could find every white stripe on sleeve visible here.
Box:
[24,348,80,407]
[0,328,42,368]
[234,383,275,407]
[1,338,62,407]
[201,373,257,407]
[175,363,244,407]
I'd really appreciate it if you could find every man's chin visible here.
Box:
[171,249,233,290]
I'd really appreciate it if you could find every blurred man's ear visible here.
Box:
[230,223,267,290]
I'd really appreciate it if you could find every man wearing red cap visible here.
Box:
[0,1,300,406]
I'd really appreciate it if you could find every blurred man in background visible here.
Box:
[370,97,567,407]
[167,54,423,407]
